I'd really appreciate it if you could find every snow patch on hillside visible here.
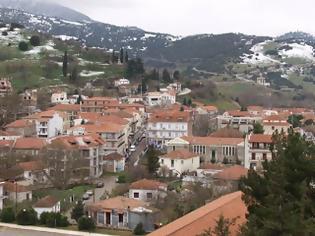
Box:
[80,70,104,77]
[279,43,315,60]
[54,35,78,41]
[241,41,279,64]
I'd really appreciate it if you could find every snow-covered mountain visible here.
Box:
[0,0,90,22]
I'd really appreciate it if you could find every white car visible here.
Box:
[86,190,93,196]
[130,145,136,152]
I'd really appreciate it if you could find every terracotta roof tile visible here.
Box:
[34,195,59,208]
[104,152,124,161]
[49,104,81,112]
[14,138,47,150]
[149,111,191,123]
[148,191,246,236]
[130,179,167,190]
[161,150,197,160]
[87,196,149,212]
[17,161,43,171]
[213,165,248,180]
[50,135,105,149]
[248,134,273,143]
[4,182,30,193]
[5,119,34,129]
[182,136,244,146]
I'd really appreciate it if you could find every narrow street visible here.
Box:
[128,138,147,167]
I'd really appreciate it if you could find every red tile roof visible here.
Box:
[34,195,59,208]
[248,134,273,143]
[50,135,105,149]
[213,165,248,181]
[5,119,34,129]
[104,152,124,161]
[14,138,47,150]
[129,179,167,190]
[161,150,198,160]
[4,182,30,193]
[148,191,246,236]
[182,136,244,146]
[226,110,251,117]
[49,104,80,112]
[17,161,43,171]
[149,111,191,123]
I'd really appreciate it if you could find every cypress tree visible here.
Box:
[62,51,68,77]
[120,48,124,64]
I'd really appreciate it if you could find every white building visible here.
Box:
[256,75,270,87]
[34,195,61,217]
[129,179,167,202]
[25,110,64,138]
[114,78,130,87]
[158,150,200,176]
[0,181,4,210]
[244,133,273,170]
[262,115,291,135]
[145,91,176,107]
[51,92,69,104]
[147,111,192,147]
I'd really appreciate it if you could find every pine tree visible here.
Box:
[173,70,180,80]
[69,66,78,83]
[146,146,160,174]
[120,48,124,64]
[253,122,264,134]
[71,201,84,223]
[240,130,315,235]
[112,51,118,64]
[162,69,172,83]
[62,51,68,77]
[124,51,129,63]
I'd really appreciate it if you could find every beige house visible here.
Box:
[129,179,167,202]
[3,182,32,203]
[166,136,245,165]
[262,116,291,135]
[159,150,200,176]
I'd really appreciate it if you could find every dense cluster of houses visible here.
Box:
[0,78,314,233]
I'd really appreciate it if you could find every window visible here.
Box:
[118,213,124,223]
[172,146,175,151]
[26,193,30,200]
[161,159,164,164]
[133,192,139,198]
[171,160,174,167]
[181,160,184,164]
[97,212,105,224]
[251,153,256,160]
[147,192,153,199]
[272,126,275,130]
[263,153,267,161]
[229,147,232,156]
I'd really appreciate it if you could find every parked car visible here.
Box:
[86,190,93,196]
[82,193,90,200]
[96,182,104,188]
[130,145,136,152]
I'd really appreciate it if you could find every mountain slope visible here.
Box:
[0,0,90,22]
[0,7,269,72]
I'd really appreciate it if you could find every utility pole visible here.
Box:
[15,180,17,216]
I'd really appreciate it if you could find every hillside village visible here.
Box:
[0,6,314,236]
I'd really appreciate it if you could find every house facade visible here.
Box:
[129,179,167,202]
[159,150,200,176]
[34,195,61,217]
[166,136,245,165]
[145,91,176,107]
[147,111,192,147]
[0,181,4,210]
[244,134,273,170]
[103,153,125,173]
[3,182,32,203]
[87,196,159,232]
[50,135,106,178]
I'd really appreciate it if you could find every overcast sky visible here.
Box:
[51,0,315,36]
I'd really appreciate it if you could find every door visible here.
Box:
[106,212,111,225]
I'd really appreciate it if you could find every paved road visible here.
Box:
[128,138,147,167]
[0,227,77,236]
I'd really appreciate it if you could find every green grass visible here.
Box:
[33,185,93,212]
[263,41,278,52]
